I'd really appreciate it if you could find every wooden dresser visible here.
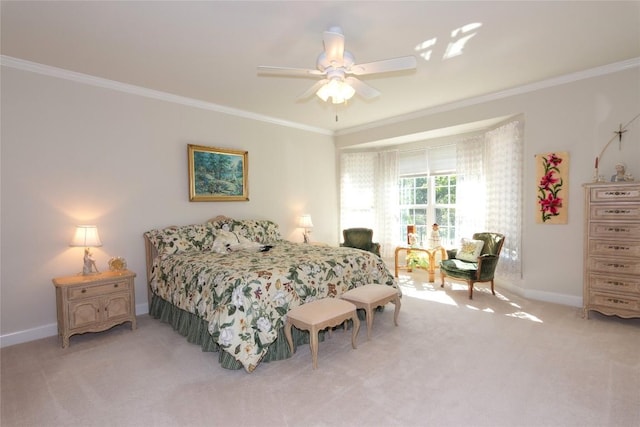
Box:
[583,182,640,319]
[53,270,137,347]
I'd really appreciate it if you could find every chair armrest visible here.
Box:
[476,254,499,281]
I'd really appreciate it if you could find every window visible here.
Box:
[399,174,456,247]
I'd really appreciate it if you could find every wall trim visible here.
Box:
[3,55,637,141]
[0,55,333,137]
[0,302,149,349]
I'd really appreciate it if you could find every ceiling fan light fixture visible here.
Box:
[316,78,355,104]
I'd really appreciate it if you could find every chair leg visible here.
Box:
[468,281,474,299]
[491,280,495,295]
[440,271,446,288]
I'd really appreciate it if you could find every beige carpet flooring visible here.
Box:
[2,271,639,427]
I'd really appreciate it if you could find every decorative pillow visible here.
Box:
[230,219,282,244]
[211,229,267,253]
[146,224,214,256]
[455,238,485,262]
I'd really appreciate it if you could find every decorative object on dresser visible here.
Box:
[52,270,137,348]
[69,225,102,275]
[583,182,640,319]
[592,113,639,182]
[187,144,249,202]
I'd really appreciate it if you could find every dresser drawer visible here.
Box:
[587,256,640,276]
[590,204,640,221]
[590,185,640,202]
[588,273,640,296]
[68,280,132,300]
[588,291,640,312]
[588,239,640,258]
[589,222,640,240]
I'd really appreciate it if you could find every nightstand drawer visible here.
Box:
[587,257,640,275]
[588,239,640,258]
[68,280,131,300]
[590,204,640,221]
[588,273,640,296]
[590,186,640,202]
[589,222,640,240]
[589,291,640,312]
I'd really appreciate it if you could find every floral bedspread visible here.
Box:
[150,241,398,372]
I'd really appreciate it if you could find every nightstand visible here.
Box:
[52,270,137,348]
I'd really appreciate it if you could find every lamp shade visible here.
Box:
[298,214,314,229]
[70,225,102,248]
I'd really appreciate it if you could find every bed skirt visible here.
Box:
[149,294,331,370]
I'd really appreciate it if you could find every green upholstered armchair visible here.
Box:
[341,228,381,256]
[440,232,505,299]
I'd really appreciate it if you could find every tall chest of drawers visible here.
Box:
[583,182,640,319]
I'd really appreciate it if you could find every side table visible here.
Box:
[394,246,448,282]
[52,270,137,348]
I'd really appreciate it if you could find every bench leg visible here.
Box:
[351,314,360,349]
[310,326,319,369]
[284,320,295,355]
[393,297,401,327]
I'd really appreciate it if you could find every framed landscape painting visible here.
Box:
[188,144,248,202]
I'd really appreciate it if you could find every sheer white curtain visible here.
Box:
[374,151,399,257]
[456,134,486,238]
[455,120,523,280]
[484,121,523,280]
[340,150,399,258]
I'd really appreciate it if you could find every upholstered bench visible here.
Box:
[341,284,401,339]
[284,298,360,369]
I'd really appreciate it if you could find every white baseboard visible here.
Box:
[0,302,149,349]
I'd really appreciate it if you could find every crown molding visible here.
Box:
[3,55,637,139]
[335,57,640,137]
[0,55,333,136]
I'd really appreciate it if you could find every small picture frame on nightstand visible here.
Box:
[108,257,127,272]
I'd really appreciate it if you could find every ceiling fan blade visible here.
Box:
[257,66,324,77]
[323,26,345,64]
[349,55,417,76]
[345,77,381,100]
[297,79,329,100]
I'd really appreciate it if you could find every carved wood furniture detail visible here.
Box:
[583,182,640,319]
[53,270,137,348]
[284,298,360,369]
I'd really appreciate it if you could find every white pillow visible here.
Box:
[455,238,484,262]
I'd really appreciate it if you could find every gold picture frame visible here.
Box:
[188,144,249,202]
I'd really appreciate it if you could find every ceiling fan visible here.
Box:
[257,26,417,104]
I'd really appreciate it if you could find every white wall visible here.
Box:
[2,62,639,347]
[336,65,640,306]
[1,66,337,345]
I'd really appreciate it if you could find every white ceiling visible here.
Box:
[2,1,639,134]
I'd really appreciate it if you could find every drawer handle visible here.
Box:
[603,191,633,197]
[114,284,119,288]
[606,245,630,251]
[81,289,87,293]
[603,209,631,215]
[606,298,630,306]
[604,227,631,233]
[606,281,626,287]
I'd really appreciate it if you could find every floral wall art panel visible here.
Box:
[536,151,569,224]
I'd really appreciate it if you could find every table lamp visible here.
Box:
[70,225,102,275]
[298,214,314,243]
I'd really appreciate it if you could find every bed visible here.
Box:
[144,215,398,372]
